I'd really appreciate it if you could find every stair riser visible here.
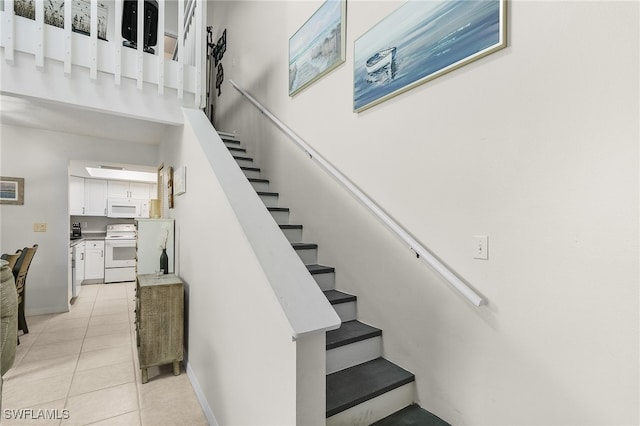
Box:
[228,148,247,156]
[250,181,270,192]
[282,227,302,243]
[332,301,357,322]
[242,169,261,179]
[234,158,254,168]
[326,336,382,375]
[326,383,414,426]
[295,247,317,265]
[259,194,279,208]
[269,210,289,225]
[312,271,335,291]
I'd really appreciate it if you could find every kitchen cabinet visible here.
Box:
[84,240,105,280]
[69,176,85,215]
[108,181,150,199]
[84,179,108,216]
[135,273,184,384]
[70,178,152,217]
[73,241,85,297]
[68,247,73,306]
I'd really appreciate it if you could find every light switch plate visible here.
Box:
[33,223,47,232]
[474,235,488,260]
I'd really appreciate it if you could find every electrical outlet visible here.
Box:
[33,223,47,232]
[473,235,488,260]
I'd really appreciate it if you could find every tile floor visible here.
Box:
[1,282,208,426]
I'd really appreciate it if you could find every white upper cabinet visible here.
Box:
[84,179,108,216]
[108,181,150,199]
[130,182,151,199]
[70,176,85,215]
[70,178,152,217]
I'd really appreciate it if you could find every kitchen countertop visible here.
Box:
[70,232,107,246]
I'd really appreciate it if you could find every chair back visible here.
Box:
[14,245,38,301]
[1,250,24,277]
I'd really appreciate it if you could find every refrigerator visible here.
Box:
[136,219,175,275]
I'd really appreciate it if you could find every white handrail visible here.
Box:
[229,79,485,307]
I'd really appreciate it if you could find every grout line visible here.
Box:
[126,280,145,426]
[61,287,98,425]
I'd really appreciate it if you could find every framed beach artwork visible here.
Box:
[15,0,67,29]
[72,0,109,40]
[289,0,346,96]
[354,0,507,112]
[0,177,25,205]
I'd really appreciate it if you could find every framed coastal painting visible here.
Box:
[289,0,346,96]
[354,0,507,112]
[72,0,109,40]
[0,177,24,205]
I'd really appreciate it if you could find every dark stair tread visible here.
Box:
[268,207,289,212]
[324,289,356,305]
[326,358,415,418]
[249,178,269,184]
[222,138,240,144]
[257,191,279,197]
[291,242,318,250]
[306,264,334,274]
[326,320,381,350]
[233,155,253,161]
[228,146,246,153]
[371,404,450,426]
[241,166,261,173]
[279,224,302,230]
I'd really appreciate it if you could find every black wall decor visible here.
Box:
[207,28,227,99]
[122,0,159,54]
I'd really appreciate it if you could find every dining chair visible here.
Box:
[1,250,23,277]
[13,245,38,336]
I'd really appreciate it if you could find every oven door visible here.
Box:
[105,239,137,268]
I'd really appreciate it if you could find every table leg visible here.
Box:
[142,368,148,384]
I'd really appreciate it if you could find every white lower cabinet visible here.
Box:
[85,241,105,280]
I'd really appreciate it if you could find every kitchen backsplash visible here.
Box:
[70,216,134,234]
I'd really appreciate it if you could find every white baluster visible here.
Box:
[137,0,144,89]
[158,0,165,95]
[115,0,123,85]
[177,0,184,99]
[64,0,71,73]
[5,0,15,63]
[35,0,44,68]
[90,0,98,79]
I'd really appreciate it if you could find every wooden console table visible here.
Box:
[135,273,184,384]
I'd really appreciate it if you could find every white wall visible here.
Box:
[158,112,301,425]
[0,124,159,315]
[210,1,639,424]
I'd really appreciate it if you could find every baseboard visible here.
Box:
[184,350,219,426]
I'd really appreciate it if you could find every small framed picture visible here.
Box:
[0,177,25,205]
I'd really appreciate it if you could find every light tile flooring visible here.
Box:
[1,282,208,426]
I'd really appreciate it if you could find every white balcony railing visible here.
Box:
[1,0,205,108]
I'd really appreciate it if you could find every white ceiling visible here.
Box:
[0,94,172,144]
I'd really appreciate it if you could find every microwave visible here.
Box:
[107,198,149,218]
